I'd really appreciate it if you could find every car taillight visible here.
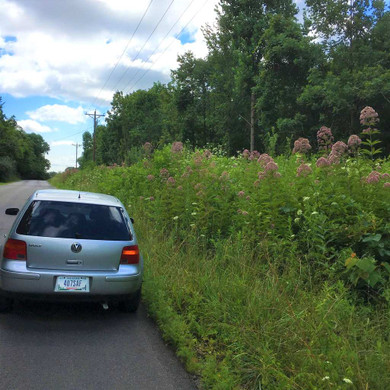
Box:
[120,245,139,264]
[3,239,27,260]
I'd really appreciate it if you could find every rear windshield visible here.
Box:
[16,201,132,241]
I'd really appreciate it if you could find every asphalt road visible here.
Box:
[0,181,197,390]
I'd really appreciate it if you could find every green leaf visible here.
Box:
[345,256,358,269]
[362,234,382,243]
[368,271,381,288]
[381,262,390,274]
[356,258,376,273]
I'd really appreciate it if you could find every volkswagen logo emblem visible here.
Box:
[71,243,82,253]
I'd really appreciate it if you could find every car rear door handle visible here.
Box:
[66,260,83,265]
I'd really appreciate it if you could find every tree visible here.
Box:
[78,131,94,168]
[216,0,297,151]
[255,13,321,150]
[0,98,50,180]
[300,1,390,144]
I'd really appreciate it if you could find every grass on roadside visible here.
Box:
[137,216,390,389]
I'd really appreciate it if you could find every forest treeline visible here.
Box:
[80,0,390,167]
[0,98,50,181]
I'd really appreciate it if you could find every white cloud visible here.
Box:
[0,0,219,105]
[27,104,86,124]
[51,140,76,146]
[17,119,53,133]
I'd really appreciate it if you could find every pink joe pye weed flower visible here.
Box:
[328,153,340,165]
[317,126,334,150]
[297,163,312,177]
[360,106,379,126]
[316,157,330,168]
[238,191,245,197]
[147,174,154,181]
[203,149,212,159]
[160,168,169,177]
[348,135,362,149]
[293,138,312,154]
[257,154,274,167]
[265,161,279,171]
[143,142,153,153]
[366,171,381,184]
[331,141,348,157]
[249,151,260,161]
[242,149,250,159]
[171,141,184,153]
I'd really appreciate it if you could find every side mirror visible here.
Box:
[130,217,134,224]
[5,208,19,215]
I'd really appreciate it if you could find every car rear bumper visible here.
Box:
[0,265,142,299]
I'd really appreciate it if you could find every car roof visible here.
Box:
[32,189,122,207]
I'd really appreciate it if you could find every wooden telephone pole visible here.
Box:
[85,110,104,162]
[72,142,81,168]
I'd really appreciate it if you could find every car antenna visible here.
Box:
[78,192,81,199]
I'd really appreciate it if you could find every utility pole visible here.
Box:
[72,142,81,169]
[85,110,104,162]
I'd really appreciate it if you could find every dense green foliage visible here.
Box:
[79,0,389,166]
[0,98,50,181]
[52,130,390,388]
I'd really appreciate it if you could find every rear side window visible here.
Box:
[16,201,131,241]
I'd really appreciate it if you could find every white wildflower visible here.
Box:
[343,378,353,384]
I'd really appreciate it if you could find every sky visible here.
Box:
[0,0,305,172]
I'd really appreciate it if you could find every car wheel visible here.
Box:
[119,288,141,313]
[0,295,13,313]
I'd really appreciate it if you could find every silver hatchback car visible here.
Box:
[0,189,143,312]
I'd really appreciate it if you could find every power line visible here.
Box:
[51,127,89,143]
[122,0,197,95]
[110,0,176,94]
[91,0,154,108]
[128,0,210,92]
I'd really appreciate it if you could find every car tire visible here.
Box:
[119,288,141,313]
[0,295,13,313]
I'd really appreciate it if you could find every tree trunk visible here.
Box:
[250,92,255,152]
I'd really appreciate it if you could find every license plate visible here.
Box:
[55,276,90,292]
